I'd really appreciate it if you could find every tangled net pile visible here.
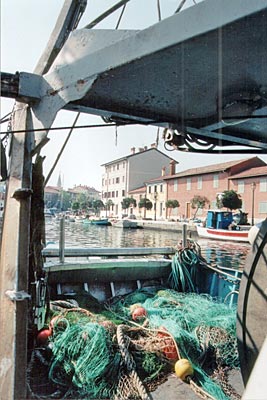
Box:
[28,288,240,400]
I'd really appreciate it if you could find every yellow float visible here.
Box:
[174,358,194,381]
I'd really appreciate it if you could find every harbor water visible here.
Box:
[45,219,250,270]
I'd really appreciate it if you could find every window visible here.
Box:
[122,190,125,196]
[113,165,115,171]
[260,178,267,192]
[123,162,125,169]
[213,174,219,188]
[259,202,267,213]
[160,202,163,216]
[238,180,244,194]
[186,178,191,190]
[174,179,178,192]
[116,177,120,184]
[117,164,119,170]
[154,185,157,193]
[197,176,202,190]
[116,191,118,197]
[148,186,151,194]
[112,191,115,198]
[160,184,163,193]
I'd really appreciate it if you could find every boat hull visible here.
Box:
[197,225,250,242]
[112,219,139,229]
[83,218,111,226]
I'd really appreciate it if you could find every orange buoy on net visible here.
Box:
[132,306,147,321]
[162,338,178,360]
[174,358,194,381]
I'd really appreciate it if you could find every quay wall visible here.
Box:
[137,220,198,239]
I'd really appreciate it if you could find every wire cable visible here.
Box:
[0,122,139,135]
[115,3,127,29]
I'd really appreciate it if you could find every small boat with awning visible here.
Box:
[197,210,251,242]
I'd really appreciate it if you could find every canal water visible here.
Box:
[45,219,251,270]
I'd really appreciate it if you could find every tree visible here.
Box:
[71,201,80,212]
[93,199,104,216]
[217,190,242,210]
[77,193,92,213]
[190,195,209,218]
[165,199,180,218]
[61,191,71,211]
[121,197,137,214]
[138,197,153,218]
[105,199,114,216]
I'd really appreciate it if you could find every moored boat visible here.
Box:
[197,210,251,242]
[197,225,250,242]
[111,218,141,229]
[83,217,111,226]
[38,242,244,399]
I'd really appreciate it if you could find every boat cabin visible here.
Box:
[206,210,233,230]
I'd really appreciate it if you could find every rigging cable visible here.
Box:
[0,122,136,136]
[175,0,188,13]
[115,3,127,29]
[156,0,162,21]
[44,113,80,186]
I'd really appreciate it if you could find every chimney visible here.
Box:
[161,166,166,176]
[169,160,176,175]
[144,146,148,151]
[138,147,144,152]
[131,147,135,154]
[151,143,156,148]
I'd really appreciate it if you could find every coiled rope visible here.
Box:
[115,324,152,400]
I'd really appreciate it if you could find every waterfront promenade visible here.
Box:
[136,219,198,238]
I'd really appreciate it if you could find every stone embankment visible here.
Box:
[137,219,198,239]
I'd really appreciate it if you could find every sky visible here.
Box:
[1,0,266,191]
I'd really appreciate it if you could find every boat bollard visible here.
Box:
[59,217,65,263]
[182,224,187,248]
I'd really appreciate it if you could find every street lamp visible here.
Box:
[154,193,158,221]
[251,182,256,226]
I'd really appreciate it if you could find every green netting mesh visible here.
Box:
[28,289,240,400]
[108,289,239,399]
[49,320,120,398]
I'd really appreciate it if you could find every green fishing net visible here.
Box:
[28,288,240,400]
[49,320,120,398]
[109,288,239,399]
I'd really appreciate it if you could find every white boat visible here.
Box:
[197,210,251,242]
[197,225,250,242]
[111,218,140,229]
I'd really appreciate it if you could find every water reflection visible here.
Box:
[45,220,250,269]
[199,240,250,270]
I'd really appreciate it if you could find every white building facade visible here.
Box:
[101,146,177,217]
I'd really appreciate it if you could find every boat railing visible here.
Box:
[43,217,176,263]
[42,246,177,259]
